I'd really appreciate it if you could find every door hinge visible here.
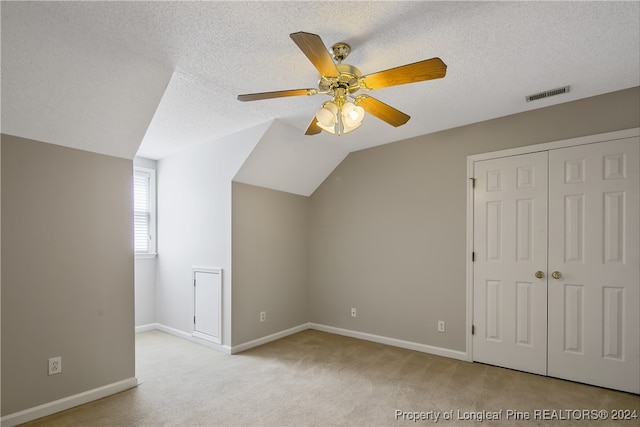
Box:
[472,324,475,335]
[193,316,196,324]
[470,177,476,188]
[194,279,196,286]
[472,251,476,262]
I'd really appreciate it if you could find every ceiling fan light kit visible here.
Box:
[315,90,365,135]
[237,32,446,136]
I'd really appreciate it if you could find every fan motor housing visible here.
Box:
[318,63,362,95]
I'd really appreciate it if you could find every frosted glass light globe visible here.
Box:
[342,102,365,128]
[316,102,338,127]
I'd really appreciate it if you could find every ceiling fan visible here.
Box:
[237,32,447,136]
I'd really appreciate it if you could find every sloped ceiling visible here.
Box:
[233,119,351,196]
[2,1,639,195]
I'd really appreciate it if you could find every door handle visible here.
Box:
[535,271,545,279]
[551,271,562,279]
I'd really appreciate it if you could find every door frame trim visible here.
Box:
[465,127,640,362]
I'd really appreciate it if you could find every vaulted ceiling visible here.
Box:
[2,1,639,195]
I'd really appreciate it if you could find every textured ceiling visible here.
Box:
[2,1,639,194]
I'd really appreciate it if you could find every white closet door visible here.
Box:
[473,151,549,375]
[193,269,222,344]
[548,137,639,394]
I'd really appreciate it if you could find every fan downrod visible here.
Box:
[317,42,360,95]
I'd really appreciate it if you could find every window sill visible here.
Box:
[135,253,158,260]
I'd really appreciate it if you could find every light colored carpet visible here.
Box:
[25,329,639,426]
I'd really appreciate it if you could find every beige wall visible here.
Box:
[1,135,135,415]
[232,182,309,345]
[308,87,640,351]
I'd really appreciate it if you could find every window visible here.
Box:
[133,166,156,257]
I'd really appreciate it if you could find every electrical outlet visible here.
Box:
[437,320,446,333]
[351,307,357,318]
[260,311,266,322]
[48,356,62,375]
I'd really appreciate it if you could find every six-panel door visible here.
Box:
[473,151,549,375]
[547,138,639,394]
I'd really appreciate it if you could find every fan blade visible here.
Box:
[305,116,322,135]
[356,95,410,127]
[361,57,446,90]
[290,32,339,78]
[237,88,317,102]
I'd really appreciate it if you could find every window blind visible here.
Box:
[133,170,151,253]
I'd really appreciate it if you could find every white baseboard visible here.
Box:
[152,323,192,340]
[144,323,232,354]
[310,323,469,361]
[135,323,159,333]
[145,321,467,361]
[0,377,137,427]
[231,323,311,354]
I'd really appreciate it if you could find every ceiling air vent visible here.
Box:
[525,86,570,102]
